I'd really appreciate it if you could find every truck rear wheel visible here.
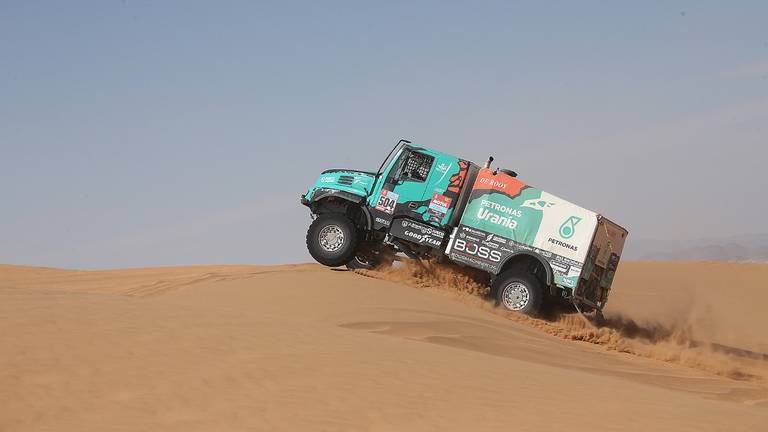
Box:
[493,271,544,316]
[306,213,360,267]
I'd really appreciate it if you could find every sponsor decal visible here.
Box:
[478,177,507,189]
[490,234,507,245]
[462,226,485,236]
[548,237,578,252]
[480,199,523,217]
[320,176,335,183]
[521,198,555,210]
[558,275,578,288]
[390,219,445,248]
[375,216,391,227]
[375,189,399,214]
[473,199,524,230]
[448,226,507,272]
[471,169,527,197]
[452,238,503,263]
[436,162,450,173]
[450,253,494,271]
[559,216,581,239]
[550,261,570,275]
[481,232,508,249]
[460,168,598,265]
[476,208,518,229]
[427,193,453,223]
[449,224,588,290]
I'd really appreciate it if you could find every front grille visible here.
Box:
[338,175,354,185]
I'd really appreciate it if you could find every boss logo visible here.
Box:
[453,238,502,262]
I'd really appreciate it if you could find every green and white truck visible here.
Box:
[300,140,627,316]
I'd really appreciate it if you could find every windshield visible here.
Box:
[376,141,407,179]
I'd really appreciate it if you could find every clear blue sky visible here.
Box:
[1,1,766,268]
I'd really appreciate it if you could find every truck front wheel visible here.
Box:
[306,213,360,267]
[493,271,544,316]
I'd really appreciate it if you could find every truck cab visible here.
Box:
[302,140,478,266]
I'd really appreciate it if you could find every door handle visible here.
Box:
[408,202,419,209]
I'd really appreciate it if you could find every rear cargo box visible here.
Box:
[446,168,600,290]
[574,217,628,308]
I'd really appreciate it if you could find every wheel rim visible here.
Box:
[318,224,345,252]
[501,282,530,311]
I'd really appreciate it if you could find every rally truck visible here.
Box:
[300,139,628,316]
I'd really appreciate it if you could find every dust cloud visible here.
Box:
[353,261,767,382]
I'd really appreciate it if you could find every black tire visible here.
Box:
[306,213,360,267]
[594,310,607,327]
[346,255,375,270]
[345,246,396,271]
[493,271,544,316]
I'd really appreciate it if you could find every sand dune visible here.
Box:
[1,262,767,431]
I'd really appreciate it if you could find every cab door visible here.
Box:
[418,152,467,228]
[368,147,436,230]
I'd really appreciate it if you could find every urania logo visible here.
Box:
[559,216,581,239]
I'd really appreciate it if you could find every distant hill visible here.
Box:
[623,234,768,262]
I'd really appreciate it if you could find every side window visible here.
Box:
[402,152,434,182]
[384,151,408,185]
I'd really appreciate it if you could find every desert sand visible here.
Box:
[1,261,767,431]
